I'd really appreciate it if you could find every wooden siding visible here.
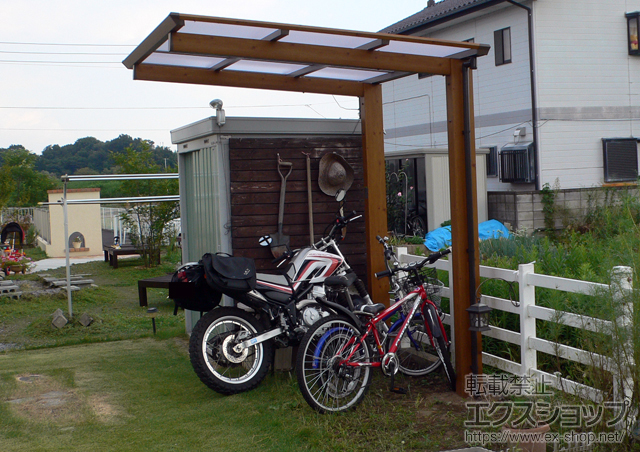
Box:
[228,137,367,281]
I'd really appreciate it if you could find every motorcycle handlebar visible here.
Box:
[315,211,362,247]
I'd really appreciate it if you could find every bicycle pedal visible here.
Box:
[390,386,407,395]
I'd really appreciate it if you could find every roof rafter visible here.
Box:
[134,63,366,97]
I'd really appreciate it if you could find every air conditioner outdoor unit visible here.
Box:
[500,142,535,184]
[602,138,638,182]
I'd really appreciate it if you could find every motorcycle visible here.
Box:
[183,210,371,395]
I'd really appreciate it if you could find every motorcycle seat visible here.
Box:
[324,272,356,288]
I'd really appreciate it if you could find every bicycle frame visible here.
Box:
[333,283,449,370]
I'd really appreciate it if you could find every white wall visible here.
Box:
[383,3,533,192]
[383,0,640,191]
[534,0,640,189]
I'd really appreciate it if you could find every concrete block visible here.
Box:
[52,313,68,329]
[516,193,533,204]
[517,211,534,222]
[79,313,94,327]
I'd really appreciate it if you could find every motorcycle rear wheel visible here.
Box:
[189,307,274,395]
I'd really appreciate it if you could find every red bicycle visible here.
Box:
[296,247,455,413]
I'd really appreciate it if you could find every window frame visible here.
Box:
[602,138,639,183]
[485,146,498,178]
[494,27,512,66]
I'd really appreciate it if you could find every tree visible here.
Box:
[112,145,179,267]
[0,147,57,207]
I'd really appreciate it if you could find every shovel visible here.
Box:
[270,154,293,258]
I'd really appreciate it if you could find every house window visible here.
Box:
[485,146,498,177]
[494,28,511,66]
[602,138,639,182]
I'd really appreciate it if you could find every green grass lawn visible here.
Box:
[0,256,185,349]
[0,338,467,452]
[0,255,471,451]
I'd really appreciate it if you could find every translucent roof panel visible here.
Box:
[180,20,278,40]
[280,31,375,48]
[123,13,490,93]
[226,60,309,75]
[306,67,391,82]
[379,40,469,58]
[143,52,225,69]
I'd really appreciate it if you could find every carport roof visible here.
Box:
[123,13,489,96]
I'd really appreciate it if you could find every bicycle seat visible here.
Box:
[356,303,386,316]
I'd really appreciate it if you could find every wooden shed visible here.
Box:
[171,116,365,330]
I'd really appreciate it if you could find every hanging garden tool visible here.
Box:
[268,154,293,258]
[303,152,314,245]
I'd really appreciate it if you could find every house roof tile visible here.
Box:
[381,0,499,34]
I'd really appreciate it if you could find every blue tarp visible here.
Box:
[424,219,511,251]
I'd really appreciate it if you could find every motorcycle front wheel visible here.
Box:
[189,307,274,395]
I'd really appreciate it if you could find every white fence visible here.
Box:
[0,207,34,225]
[396,249,634,404]
[32,207,51,244]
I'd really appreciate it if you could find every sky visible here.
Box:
[1,0,430,153]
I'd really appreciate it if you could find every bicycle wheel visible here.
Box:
[433,335,456,391]
[387,318,442,376]
[296,316,372,413]
[189,307,274,395]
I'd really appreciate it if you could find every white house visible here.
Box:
[381,0,640,230]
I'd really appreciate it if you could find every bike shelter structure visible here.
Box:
[123,13,490,397]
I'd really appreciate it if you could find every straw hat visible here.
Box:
[318,153,354,196]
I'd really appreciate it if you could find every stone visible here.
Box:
[79,313,94,327]
[52,313,68,329]
[52,308,64,318]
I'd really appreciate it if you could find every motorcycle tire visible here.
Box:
[296,315,372,413]
[189,307,274,395]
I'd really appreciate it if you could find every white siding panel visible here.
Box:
[383,0,640,191]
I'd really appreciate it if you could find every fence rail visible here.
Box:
[396,248,632,404]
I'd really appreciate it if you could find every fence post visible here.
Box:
[611,266,633,406]
[518,262,537,377]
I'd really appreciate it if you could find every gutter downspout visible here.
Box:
[463,57,480,378]
[506,0,540,190]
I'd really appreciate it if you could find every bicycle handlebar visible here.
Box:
[375,248,451,280]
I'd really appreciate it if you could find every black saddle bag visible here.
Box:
[201,252,256,297]
[169,263,221,313]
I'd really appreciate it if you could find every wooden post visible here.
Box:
[360,84,390,306]
[446,59,481,396]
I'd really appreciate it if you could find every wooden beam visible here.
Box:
[445,59,480,397]
[175,13,489,55]
[360,84,390,307]
[134,63,365,97]
[170,33,452,76]
[122,14,184,69]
